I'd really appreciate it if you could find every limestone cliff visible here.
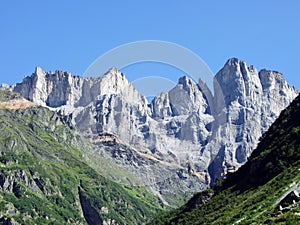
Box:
[11,58,298,190]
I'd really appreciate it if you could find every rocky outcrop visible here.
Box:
[204,58,298,182]
[12,67,98,108]
[11,58,298,191]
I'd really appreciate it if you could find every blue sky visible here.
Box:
[0,1,299,91]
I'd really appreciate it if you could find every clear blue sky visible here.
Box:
[0,1,299,90]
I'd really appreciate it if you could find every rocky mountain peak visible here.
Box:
[34,66,46,77]
[10,58,298,191]
[225,57,242,66]
[221,58,259,77]
[99,67,143,102]
[259,69,292,91]
[217,58,252,79]
[222,58,254,75]
[160,75,209,117]
[206,59,298,182]
[178,76,195,87]
[106,66,120,74]
[176,76,203,100]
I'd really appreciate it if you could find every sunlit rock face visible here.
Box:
[204,58,297,182]
[12,58,298,188]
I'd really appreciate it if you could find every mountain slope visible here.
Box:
[10,59,297,184]
[8,58,298,206]
[0,89,164,225]
[149,94,300,225]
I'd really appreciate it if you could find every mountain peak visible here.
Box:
[217,58,249,81]
[258,69,297,96]
[259,69,284,81]
[99,67,134,94]
[9,59,298,200]
[225,57,243,66]
[103,67,123,77]
[34,66,46,76]
[177,76,200,94]
[178,76,195,86]
[100,67,130,90]
[108,66,120,73]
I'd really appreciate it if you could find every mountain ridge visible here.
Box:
[6,58,298,204]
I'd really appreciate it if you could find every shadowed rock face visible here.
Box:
[78,186,103,225]
[11,58,298,189]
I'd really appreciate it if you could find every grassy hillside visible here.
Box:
[0,90,164,224]
[150,94,300,225]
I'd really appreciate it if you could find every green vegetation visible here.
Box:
[0,90,164,224]
[150,94,300,225]
[0,88,20,101]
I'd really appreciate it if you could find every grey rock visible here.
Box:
[204,58,298,182]
[11,58,298,202]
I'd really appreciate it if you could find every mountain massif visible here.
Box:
[5,58,297,206]
[0,57,299,224]
[0,89,165,224]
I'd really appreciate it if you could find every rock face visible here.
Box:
[11,58,298,192]
[205,58,298,182]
